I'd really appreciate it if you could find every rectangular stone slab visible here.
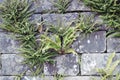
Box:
[23,76,100,80]
[72,31,106,53]
[107,37,120,52]
[44,54,80,76]
[0,76,15,80]
[33,0,91,13]
[81,53,120,75]
[42,13,79,27]
[23,76,54,80]
[0,54,28,75]
[42,12,106,30]
[0,32,20,54]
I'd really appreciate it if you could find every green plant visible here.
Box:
[75,14,98,34]
[40,23,78,55]
[0,0,34,33]
[83,0,120,13]
[95,53,120,80]
[83,0,120,37]
[51,0,71,13]
[53,74,64,80]
[0,0,56,78]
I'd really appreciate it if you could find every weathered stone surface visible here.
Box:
[67,0,90,11]
[80,12,106,30]
[44,54,80,76]
[0,32,20,54]
[0,54,28,75]
[23,76,54,80]
[33,0,54,12]
[23,76,100,80]
[31,14,41,24]
[81,53,120,75]
[56,54,79,75]
[64,76,100,80]
[33,0,90,12]
[44,62,57,75]
[42,13,79,26]
[0,76,15,80]
[107,37,120,52]
[72,31,106,53]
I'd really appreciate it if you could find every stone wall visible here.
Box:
[0,0,119,80]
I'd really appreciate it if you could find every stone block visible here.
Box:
[42,13,79,27]
[67,0,90,11]
[0,54,28,75]
[0,76,15,80]
[64,76,100,80]
[107,37,120,52]
[33,0,91,13]
[33,0,54,13]
[0,32,20,54]
[81,53,120,75]
[44,54,80,76]
[72,31,106,53]
[23,76,54,80]
[44,62,57,75]
[31,14,41,24]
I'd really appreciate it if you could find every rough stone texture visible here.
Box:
[44,62,57,75]
[64,76,100,80]
[22,76,100,80]
[0,32,20,54]
[81,53,120,75]
[0,54,28,75]
[56,54,80,75]
[42,13,79,26]
[42,12,106,31]
[33,0,90,13]
[107,37,120,52]
[67,0,90,11]
[23,76,54,80]
[80,12,106,30]
[72,31,106,53]
[31,14,41,24]
[33,0,54,13]
[0,76,15,80]
[44,54,79,76]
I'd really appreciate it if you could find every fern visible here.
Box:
[96,53,120,80]
[83,0,120,37]
[51,0,71,13]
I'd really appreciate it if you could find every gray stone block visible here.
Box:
[0,76,15,80]
[0,54,28,75]
[107,37,120,52]
[23,76,100,80]
[42,13,79,26]
[67,0,90,11]
[56,54,79,75]
[23,76,54,80]
[42,12,106,30]
[33,0,54,13]
[80,12,106,30]
[33,0,91,13]
[64,76,100,80]
[0,32,20,54]
[31,14,41,24]
[72,31,106,53]
[44,62,57,75]
[44,54,80,76]
[81,53,120,75]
